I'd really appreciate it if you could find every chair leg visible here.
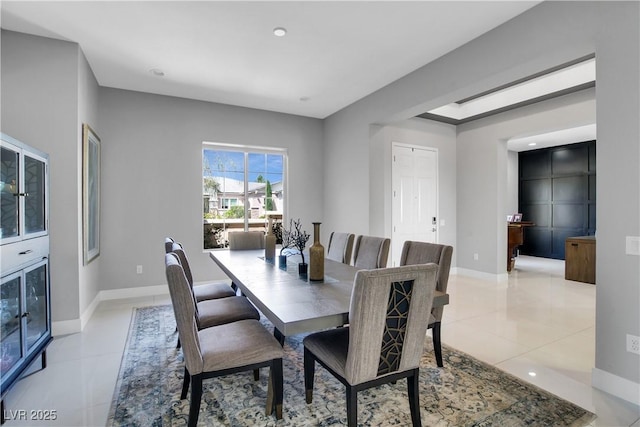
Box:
[253,369,260,381]
[432,322,443,367]
[181,367,190,399]
[346,386,357,427]
[272,358,284,420]
[188,374,203,427]
[303,348,315,404]
[176,337,181,349]
[407,369,422,427]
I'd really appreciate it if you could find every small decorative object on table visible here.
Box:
[309,222,324,281]
[279,220,294,270]
[264,216,276,262]
[290,218,310,278]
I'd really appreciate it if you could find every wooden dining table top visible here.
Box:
[210,249,450,338]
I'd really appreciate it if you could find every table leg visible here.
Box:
[274,328,285,346]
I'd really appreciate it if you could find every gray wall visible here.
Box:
[323,2,639,396]
[97,88,324,290]
[1,30,96,323]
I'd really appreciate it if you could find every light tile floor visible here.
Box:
[3,256,640,426]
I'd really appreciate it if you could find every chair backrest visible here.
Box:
[171,242,194,286]
[164,237,175,254]
[228,231,265,250]
[326,232,355,264]
[399,241,453,321]
[345,264,438,385]
[165,253,204,374]
[352,235,390,269]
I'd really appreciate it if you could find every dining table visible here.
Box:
[209,249,450,344]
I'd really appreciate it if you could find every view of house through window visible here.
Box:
[203,145,285,249]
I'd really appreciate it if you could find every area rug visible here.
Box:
[107,305,595,426]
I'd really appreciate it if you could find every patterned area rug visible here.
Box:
[107,305,595,426]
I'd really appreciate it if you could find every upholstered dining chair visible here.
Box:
[165,237,175,254]
[165,253,284,427]
[352,235,391,269]
[170,242,236,302]
[327,232,355,265]
[303,264,438,427]
[399,241,453,368]
[167,243,260,349]
[228,231,265,250]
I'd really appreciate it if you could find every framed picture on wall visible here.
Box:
[82,124,101,265]
[513,213,523,222]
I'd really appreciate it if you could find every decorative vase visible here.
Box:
[265,217,276,262]
[309,222,324,281]
[279,254,288,270]
[298,262,308,278]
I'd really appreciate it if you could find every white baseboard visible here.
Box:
[592,367,640,406]
[454,267,509,282]
[51,284,169,336]
[99,284,169,301]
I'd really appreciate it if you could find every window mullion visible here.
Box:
[244,152,249,231]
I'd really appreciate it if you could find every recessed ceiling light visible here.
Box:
[528,142,537,146]
[149,68,165,77]
[528,371,537,377]
[273,27,287,37]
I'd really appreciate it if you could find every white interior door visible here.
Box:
[391,144,438,266]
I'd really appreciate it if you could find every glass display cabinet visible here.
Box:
[0,134,51,424]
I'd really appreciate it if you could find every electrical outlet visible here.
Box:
[136,265,143,274]
[627,334,640,355]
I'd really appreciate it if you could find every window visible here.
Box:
[203,144,286,249]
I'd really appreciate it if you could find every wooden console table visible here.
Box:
[507,221,534,272]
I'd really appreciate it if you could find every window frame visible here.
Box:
[202,142,287,249]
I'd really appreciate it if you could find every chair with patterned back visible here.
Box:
[399,241,453,367]
[326,232,355,265]
[165,253,284,427]
[303,264,438,427]
[352,235,390,269]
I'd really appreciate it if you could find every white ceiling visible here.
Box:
[1,1,540,119]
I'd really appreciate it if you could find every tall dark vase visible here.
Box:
[309,222,324,281]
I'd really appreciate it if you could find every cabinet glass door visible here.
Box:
[0,145,19,240]
[1,274,23,377]
[23,154,47,236]
[24,261,49,351]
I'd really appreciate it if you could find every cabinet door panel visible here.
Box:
[1,146,20,240]
[1,274,23,377]
[24,262,49,351]
[24,155,47,235]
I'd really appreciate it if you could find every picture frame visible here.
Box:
[513,213,523,223]
[507,214,514,222]
[82,124,101,265]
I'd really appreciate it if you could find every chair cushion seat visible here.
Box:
[303,327,350,381]
[193,282,236,302]
[197,296,260,329]
[199,319,284,371]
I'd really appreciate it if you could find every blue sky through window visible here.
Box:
[204,149,283,182]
